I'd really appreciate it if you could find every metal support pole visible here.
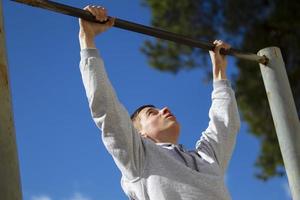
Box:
[258,47,300,200]
[0,0,23,199]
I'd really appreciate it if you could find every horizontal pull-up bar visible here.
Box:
[11,0,269,65]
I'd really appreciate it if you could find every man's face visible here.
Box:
[138,106,180,143]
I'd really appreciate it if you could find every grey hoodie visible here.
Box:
[79,48,241,200]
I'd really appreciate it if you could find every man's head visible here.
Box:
[131,105,180,144]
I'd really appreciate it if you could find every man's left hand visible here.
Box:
[209,40,230,81]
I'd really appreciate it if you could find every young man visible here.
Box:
[79,5,240,200]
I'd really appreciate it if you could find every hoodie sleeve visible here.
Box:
[79,48,144,181]
[196,80,241,174]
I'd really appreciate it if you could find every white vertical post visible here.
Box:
[0,0,23,199]
[258,47,300,200]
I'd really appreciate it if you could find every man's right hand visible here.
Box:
[79,5,115,49]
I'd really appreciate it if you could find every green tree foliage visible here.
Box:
[141,0,300,180]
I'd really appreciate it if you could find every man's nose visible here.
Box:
[160,107,171,115]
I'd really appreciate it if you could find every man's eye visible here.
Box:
[148,111,156,116]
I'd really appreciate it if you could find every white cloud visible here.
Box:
[31,195,52,200]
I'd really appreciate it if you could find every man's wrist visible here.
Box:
[213,70,227,80]
[79,33,96,49]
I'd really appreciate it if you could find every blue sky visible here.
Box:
[3,0,291,199]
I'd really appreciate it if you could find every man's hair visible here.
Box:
[130,104,156,132]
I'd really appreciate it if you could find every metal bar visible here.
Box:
[0,0,23,199]
[258,47,300,200]
[11,0,269,65]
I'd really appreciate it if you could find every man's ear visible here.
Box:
[140,130,147,138]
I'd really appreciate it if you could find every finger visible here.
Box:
[97,6,107,13]
[97,6,108,21]
[213,40,229,55]
[220,43,230,51]
[102,10,108,21]
[85,5,106,22]
[91,6,105,21]
[85,5,97,18]
[85,5,96,15]
[219,40,230,48]
[212,40,220,53]
[213,39,223,47]
[91,6,102,21]
[214,42,222,52]
[107,17,115,27]
[218,40,226,46]
[83,5,91,10]
[216,41,230,51]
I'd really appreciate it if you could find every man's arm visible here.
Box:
[78,5,145,181]
[196,79,240,174]
[196,40,241,174]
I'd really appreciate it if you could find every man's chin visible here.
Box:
[165,122,180,133]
